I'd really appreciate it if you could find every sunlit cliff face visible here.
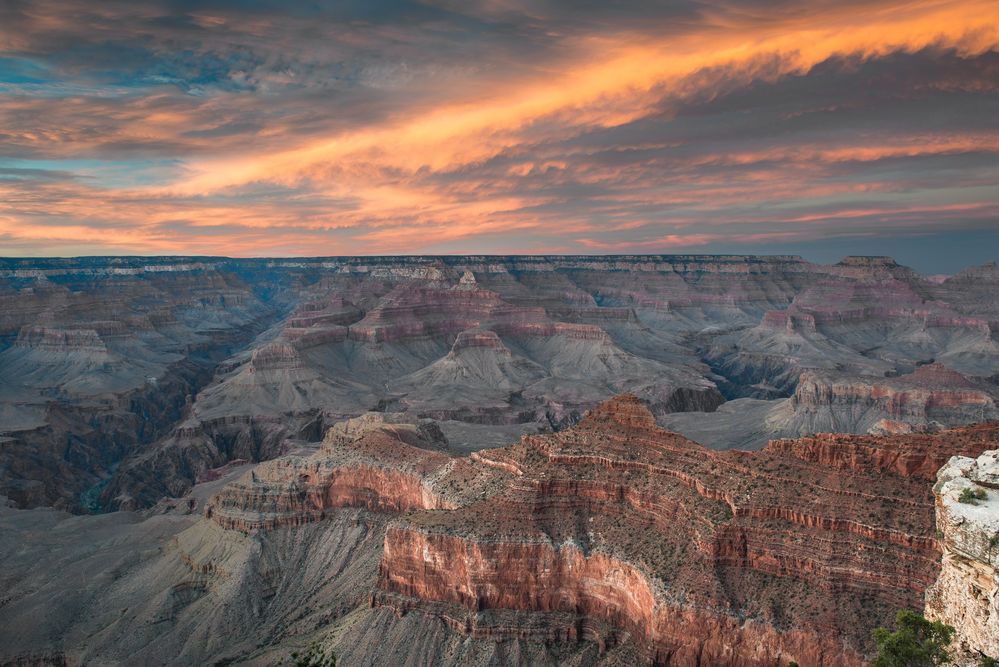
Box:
[0,0,997,265]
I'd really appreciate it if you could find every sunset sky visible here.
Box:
[1,0,997,270]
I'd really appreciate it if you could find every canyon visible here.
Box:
[2,395,997,665]
[2,255,997,512]
[1,254,998,665]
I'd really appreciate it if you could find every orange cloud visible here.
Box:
[1,0,998,258]
[173,0,999,196]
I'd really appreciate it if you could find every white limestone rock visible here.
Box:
[926,450,999,665]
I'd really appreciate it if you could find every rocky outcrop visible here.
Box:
[204,413,500,531]
[197,395,999,665]
[768,364,999,436]
[926,451,999,666]
[375,395,977,665]
[765,422,999,480]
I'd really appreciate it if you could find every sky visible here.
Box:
[0,0,997,271]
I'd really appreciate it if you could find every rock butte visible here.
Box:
[2,255,998,512]
[206,396,999,666]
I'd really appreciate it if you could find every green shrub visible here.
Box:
[979,655,999,667]
[872,610,954,667]
[276,643,336,667]
[959,487,988,505]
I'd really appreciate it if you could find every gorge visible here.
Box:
[1,255,997,665]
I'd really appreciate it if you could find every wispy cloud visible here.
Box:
[0,0,996,267]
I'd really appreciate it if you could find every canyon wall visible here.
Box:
[926,451,999,665]
[4,393,999,665]
[765,422,999,480]
[4,254,998,516]
[774,364,998,436]
[200,395,999,665]
[2,254,999,665]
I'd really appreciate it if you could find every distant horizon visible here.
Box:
[2,246,996,276]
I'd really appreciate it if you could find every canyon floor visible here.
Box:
[1,255,998,665]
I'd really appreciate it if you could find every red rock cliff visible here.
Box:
[374,396,999,665]
[206,395,999,664]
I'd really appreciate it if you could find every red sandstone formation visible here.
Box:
[207,395,999,665]
[781,365,998,433]
[765,422,999,481]
[205,413,500,531]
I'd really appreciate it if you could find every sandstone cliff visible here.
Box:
[765,422,999,480]
[201,396,999,665]
[926,450,999,665]
[378,396,983,665]
[5,396,999,665]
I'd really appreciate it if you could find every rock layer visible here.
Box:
[204,395,999,665]
[378,396,987,665]
[4,254,998,513]
[926,450,999,665]
[205,412,498,531]
[765,422,999,480]
[774,364,998,435]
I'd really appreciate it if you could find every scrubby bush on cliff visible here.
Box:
[872,610,954,667]
[978,655,999,667]
[276,642,336,667]
[958,487,988,504]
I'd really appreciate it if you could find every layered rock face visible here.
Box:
[4,254,998,511]
[926,451,999,665]
[377,396,994,666]
[202,396,999,665]
[0,259,287,509]
[766,422,999,480]
[204,412,486,531]
[771,364,999,439]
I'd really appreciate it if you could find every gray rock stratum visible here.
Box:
[1,255,997,512]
